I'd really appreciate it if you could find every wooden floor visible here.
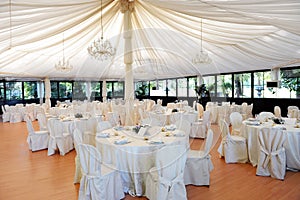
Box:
[0,121,299,200]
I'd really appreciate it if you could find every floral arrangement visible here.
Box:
[132,125,141,133]
[75,113,83,118]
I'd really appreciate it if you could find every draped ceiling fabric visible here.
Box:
[0,0,300,81]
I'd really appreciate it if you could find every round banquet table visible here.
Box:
[240,119,300,170]
[95,126,188,196]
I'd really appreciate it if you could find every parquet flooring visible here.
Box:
[0,121,299,200]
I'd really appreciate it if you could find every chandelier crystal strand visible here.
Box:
[192,18,212,64]
[55,33,73,72]
[87,0,116,61]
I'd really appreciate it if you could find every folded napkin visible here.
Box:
[147,139,164,145]
[173,131,185,137]
[245,121,260,126]
[166,124,176,131]
[96,132,110,138]
[114,138,129,145]
[114,126,124,131]
[273,125,287,130]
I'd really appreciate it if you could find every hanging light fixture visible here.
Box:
[192,18,212,64]
[87,0,116,61]
[55,33,73,73]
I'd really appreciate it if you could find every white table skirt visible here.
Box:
[95,126,188,196]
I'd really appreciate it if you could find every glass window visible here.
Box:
[167,79,176,97]
[177,78,187,97]
[106,82,113,99]
[234,73,251,98]
[50,82,58,98]
[157,80,167,96]
[135,81,149,97]
[0,82,4,101]
[6,82,22,100]
[24,81,38,99]
[203,76,216,97]
[113,82,124,97]
[254,71,271,98]
[280,68,300,98]
[73,81,86,99]
[217,75,232,97]
[91,81,101,98]
[188,77,197,97]
[59,81,72,98]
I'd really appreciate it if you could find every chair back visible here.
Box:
[141,117,160,126]
[169,112,182,124]
[230,112,243,128]
[175,119,191,135]
[37,113,47,129]
[202,110,211,128]
[47,118,63,138]
[274,106,281,118]
[197,103,204,119]
[97,121,112,132]
[203,129,214,157]
[220,119,230,139]
[73,128,83,151]
[78,144,102,176]
[24,115,35,134]
[257,112,274,122]
[155,145,187,180]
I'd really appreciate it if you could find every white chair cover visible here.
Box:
[78,144,125,200]
[145,145,187,200]
[256,127,286,180]
[37,113,48,131]
[257,112,275,122]
[9,106,23,123]
[287,106,299,118]
[190,110,210,138]
[274,106,281,118]
[141,117,160,126]
[149,112,168,126]
[169,112,182,125]
[106,112,119,126]
[47,118,74,156]
[73,128,83,184]
[25,115,49,151]
[217,120,248,163]
[196,103,204,119]
[230,112,243,136]
[184,129,214,186]
[1,105,10,122]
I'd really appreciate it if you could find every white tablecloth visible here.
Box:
[241,120,300,170]
[95,126,188,196]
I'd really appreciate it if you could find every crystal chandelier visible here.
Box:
[55,33,73,73]
[192,18,212,64]
[87,0,116,61]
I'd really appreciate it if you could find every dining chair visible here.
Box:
[145,145,187,200]
[196,103,204,119]
[184,129,214,186]
[256,127,286,180]
[47,118,74,156]
[217,119,248,163]
[190,110,210,138]
[1,105,10,122]
[77,144,125,200]
[230,112,243,136]
[37,113,48,131]
[73,128,83,184]
[24,115,49,152]
[274,106,281,118]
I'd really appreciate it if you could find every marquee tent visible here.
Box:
[0,0,300,81]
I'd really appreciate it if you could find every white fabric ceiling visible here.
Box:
[0,0,300,81]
